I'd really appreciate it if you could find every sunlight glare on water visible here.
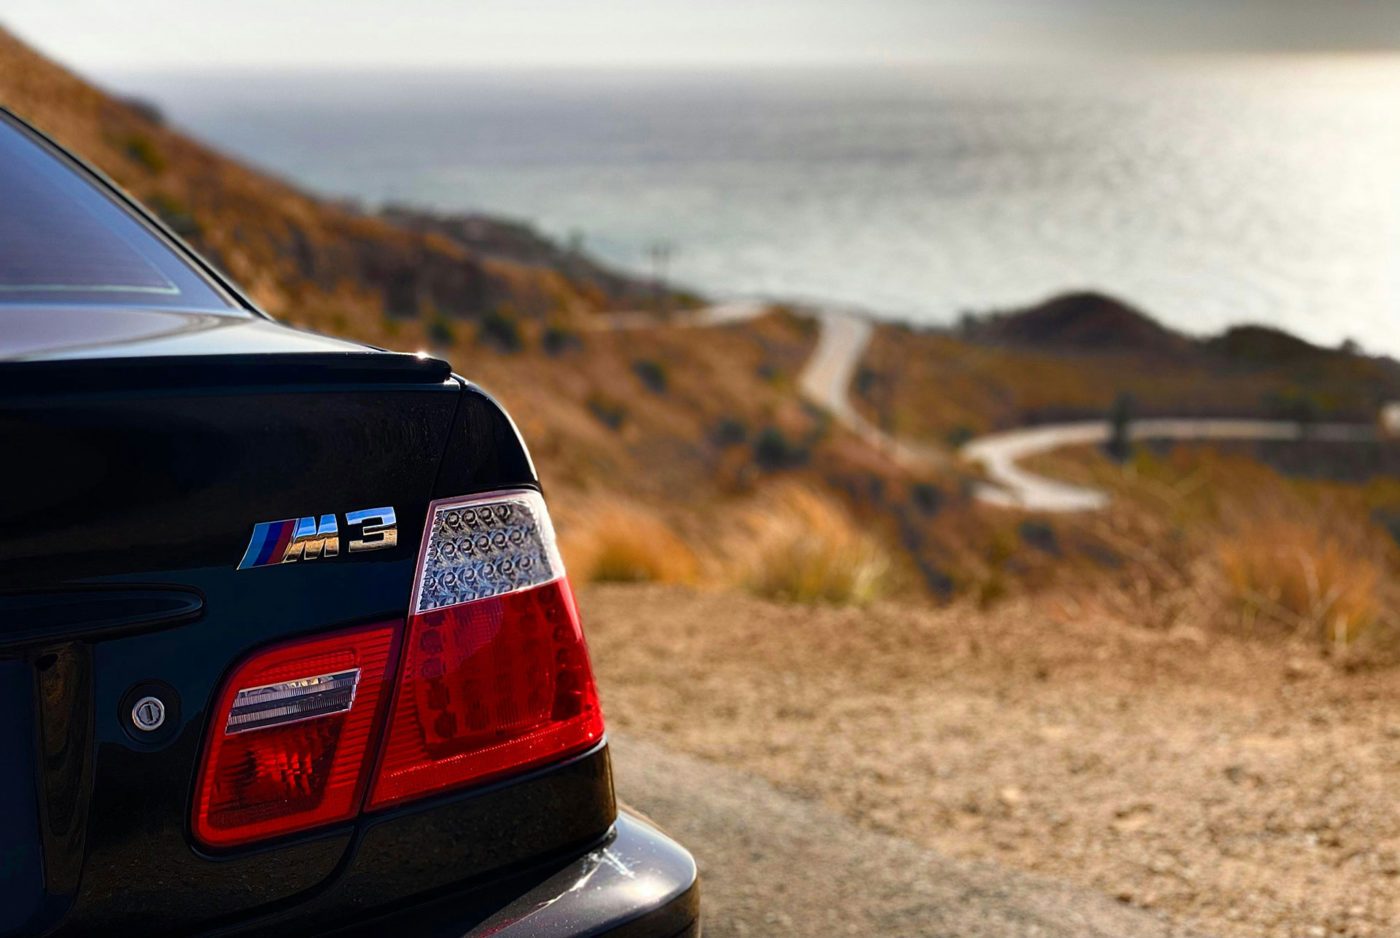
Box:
[115,56,1400,352]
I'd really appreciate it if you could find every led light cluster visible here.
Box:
[414,490,562,613]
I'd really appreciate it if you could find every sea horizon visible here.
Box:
[104,56,1400,354]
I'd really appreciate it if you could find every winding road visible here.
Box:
[794,310,1378,512]
[961,418,1378,511]
[796,310,949,470]
[607,304,1380,512]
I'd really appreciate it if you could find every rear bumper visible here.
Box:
[330,811,699,938]
[464,811,699,938]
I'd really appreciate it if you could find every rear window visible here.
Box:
[0,114,240,313]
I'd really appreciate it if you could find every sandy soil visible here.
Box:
[580,583,1400,938]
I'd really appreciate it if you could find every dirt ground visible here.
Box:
[611,733,1178,937]
[579,583,1400,938]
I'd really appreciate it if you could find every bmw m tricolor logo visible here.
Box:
[238,507,397,569]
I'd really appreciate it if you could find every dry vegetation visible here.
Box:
[1219,518,1387,653]
[431,310,915,607]
[557,499,699,586]
[1020,444,1400,664]
[855,311,1400,444]
[732,483,894,604]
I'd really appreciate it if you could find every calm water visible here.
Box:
[110,59,1400,353]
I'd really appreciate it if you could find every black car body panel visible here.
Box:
[0,110,696,937]
[318,812,700,938]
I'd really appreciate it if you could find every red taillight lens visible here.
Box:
[192,490,604,846]
[192,623,398,849]
[367,490,604,808]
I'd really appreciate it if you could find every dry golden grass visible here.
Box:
[1218,519,1384,652]
[558,501,698,586]
[731,484,893,605]
[1023,444,1400,660]
[558,482,896,606]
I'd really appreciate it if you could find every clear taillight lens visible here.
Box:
[191,623,399,849]
[368,489,604,808]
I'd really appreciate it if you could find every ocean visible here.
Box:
[108,58,1400,353]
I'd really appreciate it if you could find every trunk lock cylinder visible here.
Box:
[120,681,180,746]
[131,696,166,731]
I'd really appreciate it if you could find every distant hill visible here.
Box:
[958,292,1191,358]
[948,291,1400,425]
[962,291,1397,370]
[0,27,676,325]
[1205,324,1346,367]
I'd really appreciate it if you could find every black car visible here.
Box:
[0,108,698,938]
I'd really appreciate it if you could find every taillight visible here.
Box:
[192,623,398,848]
[191,489,603,847]
[368,489,604,808]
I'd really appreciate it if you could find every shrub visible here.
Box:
[542,324,582,356]
[711,417,749,448]
[943,425,976,450]
[753,426,809,472]
[122,133,166,173]
[1018,519,1059,555]
[145,192,200,239]
[910,482,944,517]
[855,366,879,397]
[427,318,455,348]
[478,309,522,353]
[631,358,669,393]
[740,485,891,605]
[586,394,628,430]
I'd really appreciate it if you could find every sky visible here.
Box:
[4,0,1400,73]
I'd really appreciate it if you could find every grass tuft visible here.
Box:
[560,502,698,585]
[738,484,891,605]
[1218,519,1385,655]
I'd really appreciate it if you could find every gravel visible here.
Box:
[582,583,1400,937]
[613,733,1181,936]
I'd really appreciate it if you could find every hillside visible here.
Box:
[863,291,1400,439]
[380,206,694,313]
[0,26,671,327]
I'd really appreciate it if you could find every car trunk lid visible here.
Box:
[0,337,459,936]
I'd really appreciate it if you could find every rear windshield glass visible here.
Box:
[0,114,240,313]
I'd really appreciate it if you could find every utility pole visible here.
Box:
[646,239,674,317]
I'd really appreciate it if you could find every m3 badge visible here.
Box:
[238,507,397,570]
